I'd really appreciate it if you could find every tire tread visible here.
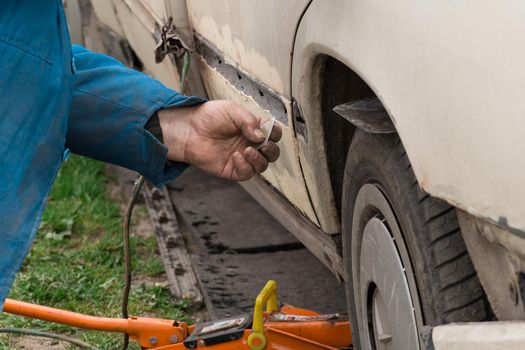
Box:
[343,130,490,340]
[393,136,490,324]
[391,134,490,324]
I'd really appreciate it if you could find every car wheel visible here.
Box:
[342,130,490,350]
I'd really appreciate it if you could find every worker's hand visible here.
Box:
[158,100,282,181]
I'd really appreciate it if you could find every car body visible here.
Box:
[78,0,525,348]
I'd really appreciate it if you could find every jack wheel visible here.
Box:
[247,332,266,350]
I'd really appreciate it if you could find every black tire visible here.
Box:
[342,130,491,349]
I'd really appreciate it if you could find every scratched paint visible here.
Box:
[186,0,311,98]
[196,55,319,223]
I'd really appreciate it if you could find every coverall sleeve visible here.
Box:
[66,45,206,186]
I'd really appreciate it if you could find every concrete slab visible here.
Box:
[167,168,347,319]
[168,167,299,252]
[193,250,347,318]
[168,168,346,318]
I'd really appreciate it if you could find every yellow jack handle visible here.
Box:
[247,280,279,350]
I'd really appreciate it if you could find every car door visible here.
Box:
[185,0,319,223]
[97,0,183,90]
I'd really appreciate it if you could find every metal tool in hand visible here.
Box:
[256,117,276,150]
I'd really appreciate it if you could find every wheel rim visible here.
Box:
[351,184,422,350]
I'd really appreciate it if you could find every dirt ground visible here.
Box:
[12,336,66,350]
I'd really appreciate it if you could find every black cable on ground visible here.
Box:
[119,51,192,350]
[0,328,100,350]
[120,175,145,350]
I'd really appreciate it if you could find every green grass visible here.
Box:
[0,156,190,349]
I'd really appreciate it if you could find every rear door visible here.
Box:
[103,0,182,89]
[186,0,318,222]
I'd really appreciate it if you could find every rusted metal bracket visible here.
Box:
[458,211,525,320]
[292,99,308,142]
[154,17,191,63]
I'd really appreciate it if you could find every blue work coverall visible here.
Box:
[0,1,204,310]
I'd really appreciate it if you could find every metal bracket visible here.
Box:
[292,99,308,142]
[154,17,191,64]
[333,97,396,134]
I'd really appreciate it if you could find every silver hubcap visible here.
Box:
[351,184,421,350]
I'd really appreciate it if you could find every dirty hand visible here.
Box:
[158,100,282,181]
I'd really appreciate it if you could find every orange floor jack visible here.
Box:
[3,280,352,350]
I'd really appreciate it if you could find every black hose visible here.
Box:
[120,175,145,350]
[119,50,192,350]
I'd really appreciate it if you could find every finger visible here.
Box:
[244,146,269,174]
[259,142,280,162]
[268,124,282,142]
[232,151,255,181]
[228,103,265,143]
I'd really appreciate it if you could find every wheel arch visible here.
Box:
[292,45,401,234]
[292,0,525,236]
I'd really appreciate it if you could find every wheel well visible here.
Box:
[320,57,378,217]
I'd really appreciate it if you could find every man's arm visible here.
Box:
[157,100,281,181]
[66,46,280,185]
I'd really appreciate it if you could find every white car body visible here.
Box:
[89,0,525,234]
[84,0,525,346]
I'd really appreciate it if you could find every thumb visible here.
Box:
[228,103,265,143]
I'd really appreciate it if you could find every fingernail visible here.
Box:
[247,147,256,156]
[254,129,265,139]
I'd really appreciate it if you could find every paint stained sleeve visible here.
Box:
[66,45,206,186]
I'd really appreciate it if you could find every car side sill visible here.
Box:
[240,176,345,281]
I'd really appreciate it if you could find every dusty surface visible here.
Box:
[12,336,66,350]
[168,167,347,319]
[168,168,299,252]
[193,250,347,318]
